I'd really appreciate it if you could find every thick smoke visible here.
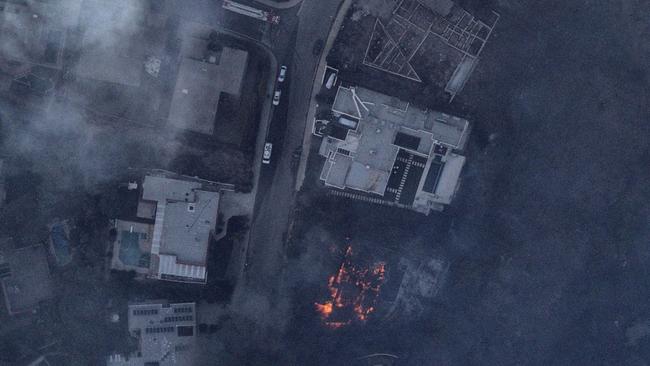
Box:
[0,0,182,195]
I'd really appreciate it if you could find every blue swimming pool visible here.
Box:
[118,231,149,268]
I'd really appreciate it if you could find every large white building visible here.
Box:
[318,86,470,214]
[111,175,220,283]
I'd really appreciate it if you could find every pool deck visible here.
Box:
[111,220,153,275]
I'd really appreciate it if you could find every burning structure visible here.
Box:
[315,246,386,329]
[314,242,450,327]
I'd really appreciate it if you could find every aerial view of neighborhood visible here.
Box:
[1,0,649,365]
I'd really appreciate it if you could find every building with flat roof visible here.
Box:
[0,239,53,315]
[111,175,220,283]
[107,301,197,366]
[167,23,248,135]
[318,86,470,214]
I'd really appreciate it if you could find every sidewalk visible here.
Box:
[294,0,354,191]
[218,190,254,281]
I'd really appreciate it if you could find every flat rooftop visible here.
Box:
[332,87,469,149]
[142,175,202,203]
[140,175,219,282]
[160,190,219,265]
[320,86,470,212]
[167,25,248,135]
[108,301,197,366]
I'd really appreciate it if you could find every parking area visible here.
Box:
[385,149,426,205]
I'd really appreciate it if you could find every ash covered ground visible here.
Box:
[281,1,650,365]
[1,0,650,365]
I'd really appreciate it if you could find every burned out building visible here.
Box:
[318,86,469,213]
[0,239,53,315]
[380,256,449,320]
[362,0,498,99]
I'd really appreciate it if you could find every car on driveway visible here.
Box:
[273,90,281,105]
[278,65,287,82]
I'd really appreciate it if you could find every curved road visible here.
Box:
[231,0,347,330]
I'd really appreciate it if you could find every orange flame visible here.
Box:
[314,245,386,329]
[315,301,333,316]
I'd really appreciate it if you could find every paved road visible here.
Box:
[232,0,345,322]
[254,0,303,9]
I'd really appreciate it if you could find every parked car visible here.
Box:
[273,90,281,105]
[278,65,287,82]
[262,143,273,164]
[312,39,324,56]
[325,72,337,89]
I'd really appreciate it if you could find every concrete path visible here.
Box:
[294,0,354,191]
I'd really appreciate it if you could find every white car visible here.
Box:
[278,65,287,82]
[273,90,281,106]
[262,143,273,164]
